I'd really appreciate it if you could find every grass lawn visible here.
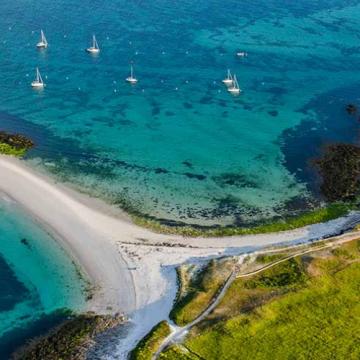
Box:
[170,259,234,326]
[160,240,360,360]
[130,321,171,360]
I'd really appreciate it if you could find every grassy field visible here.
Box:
[133,202,354,237]
[169,259,234,326]
[160,240,360,360]
[130,321,171,360]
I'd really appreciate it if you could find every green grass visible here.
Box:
[130,321,171,360]
[159,345,197,360]
[161,240,360,360]
[0,142,26,156]
[132,203,354,237]
[170,260,233,326]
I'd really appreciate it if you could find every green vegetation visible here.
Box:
[0,131,34,157]
[159,345,195,360]
[0,142,26,156]
[130,321,171,360]
[13,313,125,360]
[255,253,286,264]
[170,259,233,326]
[132,202,354,237]
[160,240,360,360]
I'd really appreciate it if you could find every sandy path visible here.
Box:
[1,155,360,358]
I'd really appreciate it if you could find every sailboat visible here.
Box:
[222,69,233,86]
[126,65,138,84]
[86,35,100,54]
[228,74,241,94]
[31,68,45,88]
[36,30,48,49]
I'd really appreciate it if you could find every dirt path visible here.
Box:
[153,231,359,358]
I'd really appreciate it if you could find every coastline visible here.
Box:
[1,155,360,358]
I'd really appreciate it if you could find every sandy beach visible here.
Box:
[1,155,359,358]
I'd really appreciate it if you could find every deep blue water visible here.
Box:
[0,198,85,357]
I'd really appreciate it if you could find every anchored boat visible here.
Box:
[86,35,100,54]
[228,74,241,94]
[126,65,138,84]
[31,68,45,88]
[36,30,48,49]
[222,69,233,86]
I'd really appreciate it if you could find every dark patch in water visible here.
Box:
[155,168,168,174]
[0,310,69,359]
[0,255,29,312]
[199,96,213,105]
[165,111,175,117]
[152,107,160,116]
[20,238,32,250]
[213,173,258,188]
[268,110,278,117]
[280,84,360,193]
[183,172,206,181]
[119,119,135,126]
[183,102,193,109]
[182,161,193,168]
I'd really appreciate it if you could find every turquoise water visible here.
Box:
[0,196,86,357]
[1,0,360,227]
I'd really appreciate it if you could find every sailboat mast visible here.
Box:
[131,65,133,78]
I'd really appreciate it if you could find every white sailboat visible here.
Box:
[222,69,233,86]
[36,30,48,49]
[126,65,138,84]
[86,35,100,54]
[31,67,45,88]
[228,74,241,94]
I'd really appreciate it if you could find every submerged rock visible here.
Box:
[314,143,360,201]
[12,312,126,360]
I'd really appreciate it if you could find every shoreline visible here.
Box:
[1,155,360,358]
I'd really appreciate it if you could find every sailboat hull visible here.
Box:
[222,79,233,85]
[86,47,100,54]
[31,82,44,88]
[36,42,47,48]
[126,77,138,84]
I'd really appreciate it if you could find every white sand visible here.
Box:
[1,155,359,358]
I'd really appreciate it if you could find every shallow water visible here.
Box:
[1,0,360,227]
[0,197,86,356]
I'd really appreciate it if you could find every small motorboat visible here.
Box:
[236,51,248,57]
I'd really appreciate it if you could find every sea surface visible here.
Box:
[1,0,360,226]
[0,196,86,357]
